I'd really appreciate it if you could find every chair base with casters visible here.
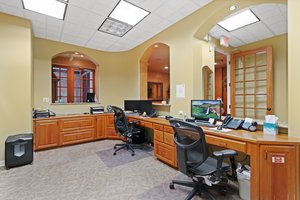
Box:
[169,176,228,200]
[113,142,145,156]
[169,150,237,200]
[113,126,145,156]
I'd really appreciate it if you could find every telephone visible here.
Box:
[33,109,56,118]
[223,115,257,131]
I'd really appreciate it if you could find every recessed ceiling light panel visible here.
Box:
[109,0,150,26]
[218,9,259,32]
[22,0,67,20]
[98,18,133,37]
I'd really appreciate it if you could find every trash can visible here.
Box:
[5,133,33,169]
[236,164,250,200]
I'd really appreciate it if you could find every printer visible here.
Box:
[90,106,104,114]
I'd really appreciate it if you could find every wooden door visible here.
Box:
[34,120,59,150]
[260,145,296,200]
[231,46,273,119]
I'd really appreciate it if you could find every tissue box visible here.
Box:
[263,122,278,135]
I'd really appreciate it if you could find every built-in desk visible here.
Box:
[128,116,300,200]
[33,114,300,200]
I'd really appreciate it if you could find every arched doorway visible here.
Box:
[140,43,170,103]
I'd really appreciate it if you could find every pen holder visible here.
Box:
[263,122,278,135]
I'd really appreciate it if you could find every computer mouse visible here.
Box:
[217,126,223,130]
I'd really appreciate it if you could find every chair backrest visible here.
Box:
[111,106,129,135]
[169,119,208,175]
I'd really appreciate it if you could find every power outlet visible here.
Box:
[43,97,49,103]
[178,110,183,115]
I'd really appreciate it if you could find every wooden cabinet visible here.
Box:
[96,116,105,139]
[153,123,177,167]
[34,120,59,150]
[60,117,95,145]
[104,115,120,138]
[260,145,297,200]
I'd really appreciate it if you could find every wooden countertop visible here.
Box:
[128,116,300,145]
[32,113,113,120]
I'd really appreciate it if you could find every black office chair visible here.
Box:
[169,119,237,200]
[110,106,145,156]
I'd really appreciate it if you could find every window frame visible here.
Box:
[52,64,96,103]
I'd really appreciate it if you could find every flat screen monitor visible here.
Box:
[124,100,153,114]
[191,100,221,121]
[86,93,95,102]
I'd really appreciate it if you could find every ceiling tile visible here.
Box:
[1,4,24,17]
[62,22,81,36]
[65,5,90,25]
[140,0,164,12]
[69,0,97,11]
[24,10,46,23]
[79,28,96,40]
[83,13,105,30]
[0,0,23,8]
[46,30,61,41]
[90,0,118,17]
[192,0,213,7]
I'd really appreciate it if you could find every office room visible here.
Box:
[0,0,300,199]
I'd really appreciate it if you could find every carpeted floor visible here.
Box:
[0,140,241,200]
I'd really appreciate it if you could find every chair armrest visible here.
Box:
[213,149,237,180]
[213,149,237,158]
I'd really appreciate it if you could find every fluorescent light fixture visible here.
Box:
[98,18,133,37]
[22,0,67,20]
[218,9,259,32]
[110,0,150,26]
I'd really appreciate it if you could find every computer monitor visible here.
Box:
[86,93,95,102]
[124,100,140,112]
[139,100,153,114]
[191,100,221,121]
[124,100,153,114]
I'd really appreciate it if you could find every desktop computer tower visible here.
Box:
[5,133,33,169]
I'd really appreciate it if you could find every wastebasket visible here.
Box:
[236,164,250,200]
[5,133,33,169]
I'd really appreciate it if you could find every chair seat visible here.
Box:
[190,157,230,176]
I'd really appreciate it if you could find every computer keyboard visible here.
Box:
[192,121,217,127]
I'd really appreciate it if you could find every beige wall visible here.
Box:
[0,13,32,161]
[33,38,139,114]
[288,0,300,137]
[237,34,288,123]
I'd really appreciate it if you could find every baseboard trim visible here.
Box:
[0,160,4,167]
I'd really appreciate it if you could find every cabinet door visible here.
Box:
[96,116,105,139]
[34,120,59,150]
[260,145,296,200]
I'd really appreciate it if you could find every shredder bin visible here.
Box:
[5,133,33,169]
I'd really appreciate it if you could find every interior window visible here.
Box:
[52,65,95,103]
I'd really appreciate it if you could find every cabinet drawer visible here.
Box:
[106,116,115,126]
[106,127,118,137]
[154,130,164,142]
[153,123,164,131]
[60,117,94,131]
[206,135,247,153]
[60,129,94,145]
[154,141,176,167]
[140,121,152,128]
[164,132,174,146]
[164,126,173,133]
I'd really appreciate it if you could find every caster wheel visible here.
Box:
[220,189,227,196]
[169,183,175,190]
[114,146,117,149]
[113,152,116,156]
[131,153,135,156]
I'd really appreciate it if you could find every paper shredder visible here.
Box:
[5,133,33,169]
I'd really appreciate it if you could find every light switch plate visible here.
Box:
[43,97,49,103]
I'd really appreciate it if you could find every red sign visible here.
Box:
[272,156,285,163]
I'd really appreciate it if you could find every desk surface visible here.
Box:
[129,116,300,146]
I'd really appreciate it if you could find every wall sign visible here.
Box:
[272,156,285,163]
